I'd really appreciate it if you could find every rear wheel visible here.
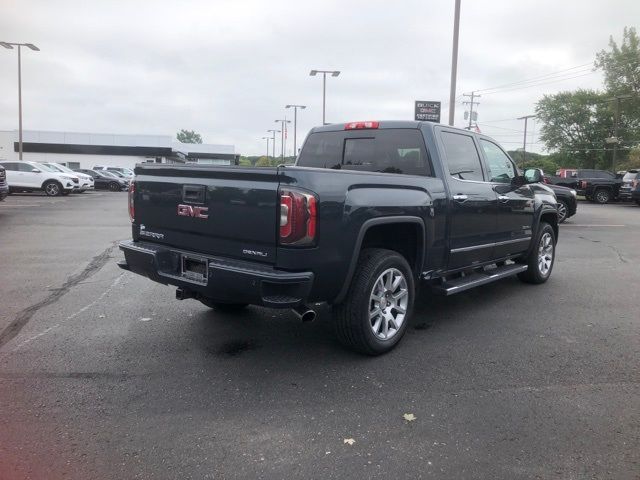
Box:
[557,200,569,223]
[518,222,555,284]
[594,189,611,204]
[334,248,414,355]
[199,298,248,312]
[108,182,121,192]
[43,181,62,196]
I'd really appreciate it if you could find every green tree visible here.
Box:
[255,156,271,167]
[595,27,640,161]
[176,129,203,144]
[595,27,640,97]
[535,90,610,169]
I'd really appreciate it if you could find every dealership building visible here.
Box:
[0,130,238,169]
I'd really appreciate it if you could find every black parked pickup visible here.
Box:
[119,121,559,354]
[553,169,622,204]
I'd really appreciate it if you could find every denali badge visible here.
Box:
[243,249,268,257]
[177,204,209,219]
[139,224,164,240]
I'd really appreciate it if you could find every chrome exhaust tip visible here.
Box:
[292,305,316,322]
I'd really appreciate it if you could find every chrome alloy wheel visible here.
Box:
[45,183,60,196]
[557,202,567,223]
[369,268,409,340]
[537,232,554,276]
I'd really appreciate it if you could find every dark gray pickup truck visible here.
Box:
[119,121,559,354]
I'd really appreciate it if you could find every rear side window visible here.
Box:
[297,133,343,169]
[298,129,431,176]
[440,132,484,182]
[623,171,640,181]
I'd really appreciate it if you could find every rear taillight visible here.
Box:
[279,188,317,246]
[633,179,639,189]
[344,121,379,130]
[580,180,587,189]
[128,181,135,222]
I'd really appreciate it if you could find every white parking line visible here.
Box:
[0,204,41,207]
[562,224,626,227]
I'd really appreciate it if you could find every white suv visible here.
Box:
[42,162,94,192]
[0,161,79,196]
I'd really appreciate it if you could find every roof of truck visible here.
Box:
[309,120,472,135]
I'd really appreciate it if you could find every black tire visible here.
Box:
[635,199,640,206]
[43,180,62,197]
[199,298,248,312]
[557,200,569,223]
[593,189,611,204]
[108,182,121,192]
[517,222,556,284]
[334,248,415,355]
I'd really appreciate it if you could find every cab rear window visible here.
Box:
[297,129,432,176]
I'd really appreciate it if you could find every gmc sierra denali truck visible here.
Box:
[119,121,559,355]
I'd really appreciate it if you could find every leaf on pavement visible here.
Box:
[403,413,417,422]
[343,438,355,445]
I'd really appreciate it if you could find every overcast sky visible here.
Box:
[0,0,637,155]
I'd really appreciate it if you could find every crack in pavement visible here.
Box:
[0,243,118,348]
[608,245,628,263]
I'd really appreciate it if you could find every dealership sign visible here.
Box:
[414,101,441,122]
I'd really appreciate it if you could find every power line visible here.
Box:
[481,72,596,96]
[475,63,593,93]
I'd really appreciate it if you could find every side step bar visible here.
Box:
[432,264,528,296]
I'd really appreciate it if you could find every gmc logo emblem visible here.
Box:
[177,204,209,219]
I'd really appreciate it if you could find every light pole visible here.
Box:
[275,119,291,162]
[261,136,271,160]
[285,104,306,156]
[267,129,280,159]
[309,70,340,125]
[1,41,40,160]
[447,0,461,126]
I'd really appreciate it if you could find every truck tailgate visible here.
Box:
[133,165,279,264]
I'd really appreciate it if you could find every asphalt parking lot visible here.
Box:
[0,192,638,479]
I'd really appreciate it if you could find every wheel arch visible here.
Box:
[41,178,63,189]
[333,216,425,304]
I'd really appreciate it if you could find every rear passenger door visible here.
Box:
[438,129,499,270]
[479,139,534,258]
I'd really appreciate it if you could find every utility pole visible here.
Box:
[261,136,270,160]
[517,115,536,168]
[285,104,306,156]
[462,91,480,130]
[447,0,461,126]
[274,119,291,162]
[267,129,280,160]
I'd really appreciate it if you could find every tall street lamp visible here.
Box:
[267,129,280,159]
[274,119,291,162]
[1,41,40,160]
[285,104,306,156]
[309,70,340,125]
[261,136,271,160]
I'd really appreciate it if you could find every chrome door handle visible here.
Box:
[498,195,510,203]
[452,194,468,202]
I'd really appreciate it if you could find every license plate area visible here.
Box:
[180,254,208,284]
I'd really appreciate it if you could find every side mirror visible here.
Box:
[31,168,41,173]
[523,168,543,184]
